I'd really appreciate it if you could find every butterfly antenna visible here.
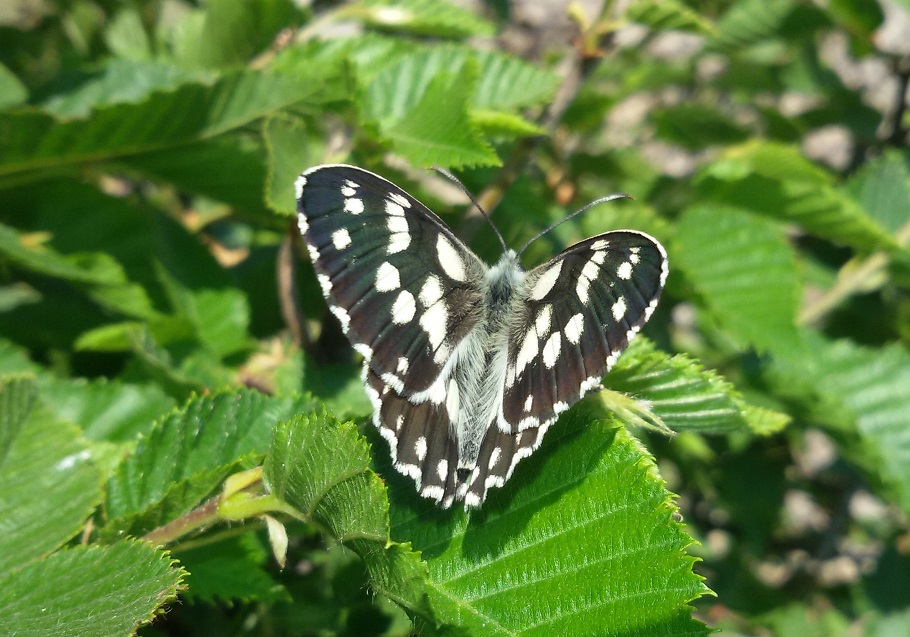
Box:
[515,193,633,257]
[431,166,508,253]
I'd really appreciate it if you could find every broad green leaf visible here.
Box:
[710,0,797,50]
[391,416,709,636]
[0,338,41,375]
[0,393,101,575]
[842,150,910,236]
[798,336,910,515]
[698,142,898,251]
[0,541,184,637]
[171,0,302,70]
[625,0,717,35]
[364,46,559,122]
[471,109,545,138]
[0,69,324,183]
[0,222,158,320]
[105,389,314,534]
[0,283,40,312]
[675,205,804,358]
[382,63,499,168]
[652,104,750,149]
[0,63,27,108]
[264,115,312,215]
[605,338,770,434]
[347,0,495,38]
[264,412,434,620]
[38,376,176,442]
[103,7,152,60]
[40,58,208,117]
[177,534,289,603]
[0,375,37,462]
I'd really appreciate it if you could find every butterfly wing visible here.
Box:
[500,230,668,432]
[296,165,486,398]
[462,231,667,508]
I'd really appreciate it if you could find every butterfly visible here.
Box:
[295,165,667,509]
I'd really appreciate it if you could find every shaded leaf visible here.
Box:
[626,0,717,35]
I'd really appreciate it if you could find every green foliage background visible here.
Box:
[1,0,909,635]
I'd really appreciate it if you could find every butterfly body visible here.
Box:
[296,165,667,509]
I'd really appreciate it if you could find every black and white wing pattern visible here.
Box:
[296,164,668,510]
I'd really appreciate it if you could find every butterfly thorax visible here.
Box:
[448,250,525,470]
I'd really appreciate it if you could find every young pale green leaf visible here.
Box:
[348,0,494,38]
[698,142,899,251]
[390,415,709,636]
[38,376,176,443]
[0,63,27,108]
[626,0,717,35]
[471,109,545,138]
[0,388,101,575]
[0,69,323,183]
[604,338,762,434]
[105,389,314,533]
[264,412,434,620]
[382,63,499,169]
[798,336,910,515]
[675,204,804,358]
[0,541,184,637]
[0,338,41,376]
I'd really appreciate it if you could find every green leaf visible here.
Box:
[105,389,314,534]
[264,412,433,620]
[348,0,495,38]
[698,142,899,251]
[0,375,38,462]
[798,336,910,515]
[264,115,312,215]
[625,0,717,35]
[652,104,750,149]
[710,0,798,50]
[382,62,499,168]
[0,388,102,575]
[471,109,545,138]
[38,376,176,442]
[177,534,289,603]
[604,338,767,434]
[392,416,709,635]
[0,69,325,183]
[674,204,804,358]
[0,222,158,319]
[842,149,910,236]
[0,63,28,108]
[0,541,184,637]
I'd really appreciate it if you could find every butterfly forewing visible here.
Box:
[296,165,486,397]
[500,232,668,431]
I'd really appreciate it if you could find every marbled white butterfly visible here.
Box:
[295,165,667,509]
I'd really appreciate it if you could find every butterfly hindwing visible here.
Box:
[296,165,486,397]
[499,231,668,431]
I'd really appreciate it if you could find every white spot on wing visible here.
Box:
[419,275,444,307]
[437,459,448,481]
[564,313,584,344]
[515,328,539,375]
[535,305,552,336]
[489,447,502,470]
[296,213,309,235]
[329,305,350,332]
[344,198,364,214]
[375,261,401,292]
[420,302,447,349]
[415,436,427,461]
[542,331,561,369]
[388,232,410,254]
[436,234,466,282]
[294,175,307,199]
[387,214,408,234]
[590,250,606,265]
[389,192,410,208]
[331,228,351,250]
[353,343,373,360]
[591,238,609,250]
[612,297,627,321]
[397,357,409,374]
[446,378,459,421]
[617,261,633,280]
[529,261,562,300]
[316,273,332,295]
[524,394,533,412]
[386,199,405,217]
[391,290,416,324]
